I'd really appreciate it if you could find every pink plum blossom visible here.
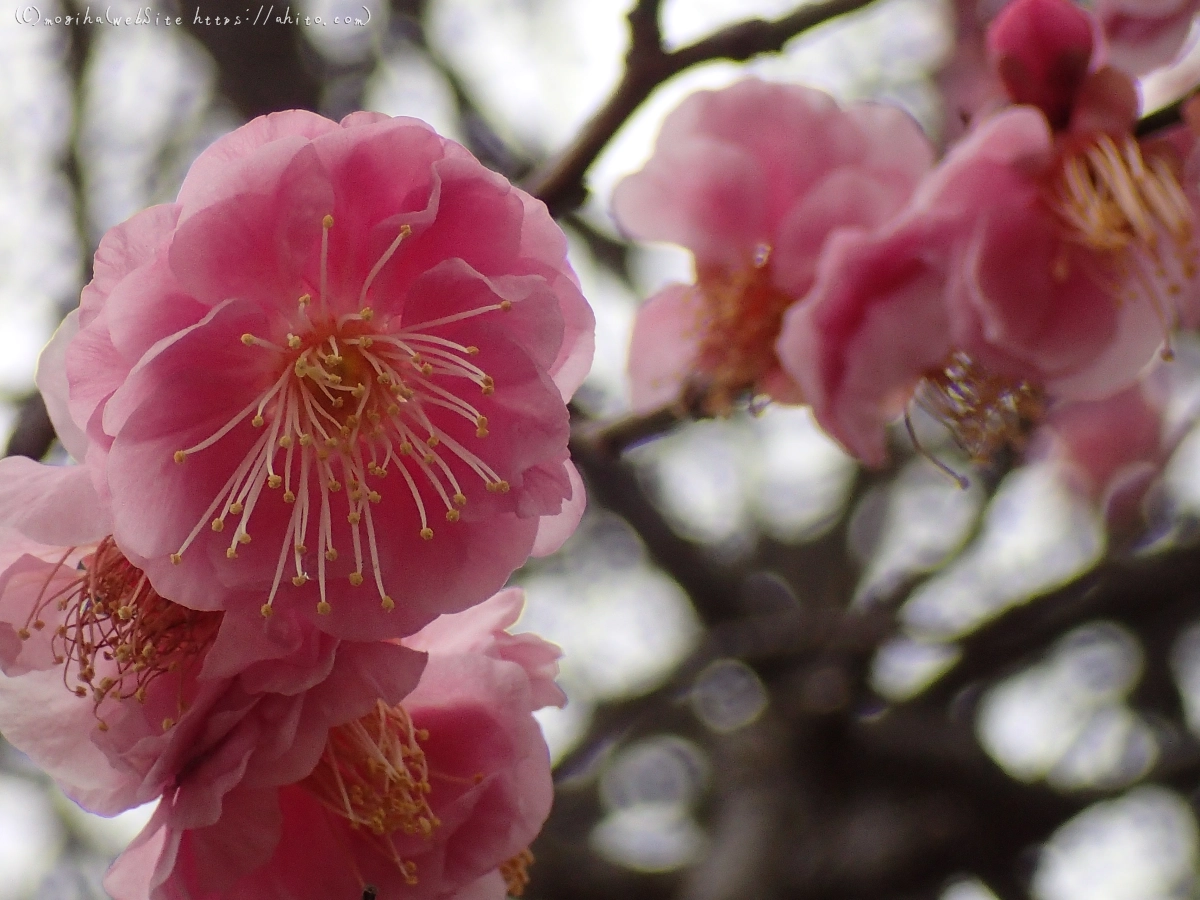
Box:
[1097,0,1200,76]
[611,78,933,415]
[0,454,426,829]
[1028,382,1167,527]
[52,110,593,641]
[780,0,1200,469]
[104,588,562,900]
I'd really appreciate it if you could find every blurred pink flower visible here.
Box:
[1098,0,1200,76]
[1029,382,1167,526]
[54,110,593,641]
[611,78,933,414]
[780,0,1199,468]
[0,455,426,823]
[104,588,562,900]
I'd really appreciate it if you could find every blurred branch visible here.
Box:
[913,541,1200,708]
[524,0,879,216]
[183,1,322,118]
[389,3,530,179]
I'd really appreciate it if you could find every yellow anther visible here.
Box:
[97,720,109,731]
[325,548,338,561]
[368,491,381,504]
[279,435,293,449]
[226,547,238,559]
[476,425,489,438]
[445,509,460,523]
[332,397,345,409]
[317,448,330,461]
[426,435,440,448]
[17,628,29,640]
[453,493,467,507]
[211,518,225,532]
[292,574,309,587]
[328,479,342,492]
[241,333,256,346]
[252,414,264,427]
[360,307,373,321]
[298,293,311,306]
[260,603,274,618]
[299,435,313,447]
[348,511,361,525]
[421,363,433,375]
[162,718,175,731]
[387,404,400,416]
[466,345,479,355]
[283,491,296,504]
[317,601,332,615]
[349,572,364,586]
[497,480,510,493]
[295,543,307,555]
[423,453,436,464]
[381,596,395,611]
[238,533,251,545]
[323,214,334,229]
[500,300,512,311]
[173,450,186,464]
[288,333,302,349]
[399,442,413,455]
[229,501,244,515]
[325,437,339,448]
[170,553,182,565]
[420,527,434,541]
[267,474,282,488]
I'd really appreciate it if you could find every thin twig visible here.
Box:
[524,0,879,216]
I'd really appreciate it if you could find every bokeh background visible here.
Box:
[5,0,1200,898]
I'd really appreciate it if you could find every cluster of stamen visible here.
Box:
[501,848,535,897]
[303,700,438,886]
[693,243,795,414]
[1055,133,1198,358]
[19,537,221,732]
[910,351,1045,485]
[170,216,513,618]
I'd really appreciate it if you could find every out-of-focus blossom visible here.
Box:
[104,588,562,900]
[781,0,1199,468]
[42,109,593,642]
[938,0,1010,143]
[1098,0,1200,76]
[1027,381,1166,527]
[937,0,1200,140]
[612,78,933,415]
[0,454,426,827]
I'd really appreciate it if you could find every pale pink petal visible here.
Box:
[627,284,704,414]
[530,460,585,557]
[0,457,110,545]
[36,311,89,461]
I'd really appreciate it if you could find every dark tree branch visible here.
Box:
[524,0,879,216]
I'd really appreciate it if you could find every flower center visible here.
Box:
[303,700,438,886]
[170,216,513,617]
[501,848,535,897]
[694,244,795,414]
[911,351,1044,481]
[1054,133,1198,357]
[19,537,221,732]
